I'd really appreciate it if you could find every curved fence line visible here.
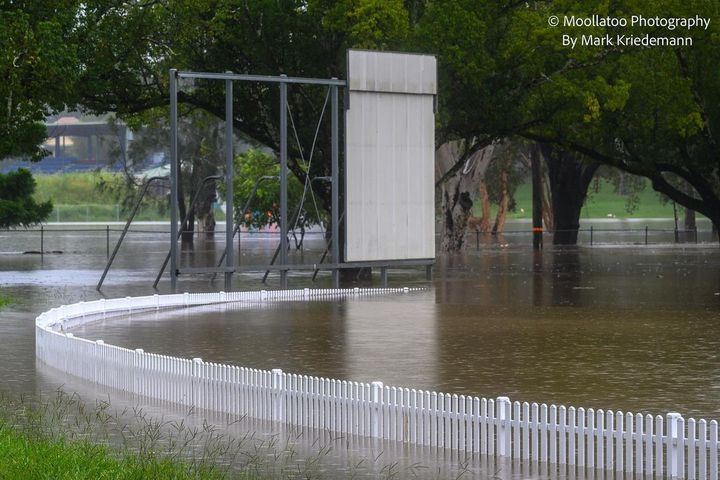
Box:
[36,288,718,479]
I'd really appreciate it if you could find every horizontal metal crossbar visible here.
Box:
[177,259,434,275]
[178,267,235,275]
[176,71,346,86]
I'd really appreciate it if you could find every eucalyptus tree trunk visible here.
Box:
[468,180,492,232]
[492,168,509,234]
[437,142,494,252]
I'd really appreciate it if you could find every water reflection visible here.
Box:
[550,248,582,306]
[532,250,544,307]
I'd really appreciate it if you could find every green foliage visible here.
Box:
[0,295,11,309]
[15,0,718,230]
[320,0,410,49]
[0,3,80,161]
[222,149,321,230]
[72,0,415,227]
[418,0,720,226]
[0,169,52,228]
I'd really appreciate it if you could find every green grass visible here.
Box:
[34,172,166,222]
[0,422,226,480]
[33,173,226,222]
[34,172,120,206]
[476,177,676,220]
[0,295,11,309]
[0,389,350,479]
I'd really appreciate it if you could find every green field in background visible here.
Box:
[34,173,226,222]
[35,173,680,223]
[475,178,677,220]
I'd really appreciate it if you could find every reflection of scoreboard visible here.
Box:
[345,50,436,262]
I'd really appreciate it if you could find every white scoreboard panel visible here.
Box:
[345,50,436,262]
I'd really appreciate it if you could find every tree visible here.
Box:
[0,169,52,228]
[540,144,599,245]
[516,1,720,236]
[420,0,720,246]
[416,0,583,248]
[224,148,324,246]
[1,2,79,161]
[436,141,493,251]
[0,2,78,228]
[99,109,224,240]
[74,0,410,262]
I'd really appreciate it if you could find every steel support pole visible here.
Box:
[279,77,288,288]
[531,144,543,250]
[100,176,168,290]
[169,69,179,290]
[331,83,340,289]
[224,75,234,290]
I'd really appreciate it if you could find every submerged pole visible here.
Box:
[531,144,543,250]
[224,73,234,290]
[169,68,179,290]
[279,77,288,288]
[331,83,340,288]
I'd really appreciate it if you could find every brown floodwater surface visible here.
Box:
[59,232,720,421]
[2,224,720,478]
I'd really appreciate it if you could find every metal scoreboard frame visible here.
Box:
[163,50,436,291]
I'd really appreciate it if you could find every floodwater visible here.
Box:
[1,222,719,478]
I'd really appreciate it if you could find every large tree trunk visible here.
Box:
[540,144,600,245]
[177,180,195,244]
[195,179,217,236]
[467,180,492,232]
[541,172,554,232]
[436,141,494,252]
[492,168,509,234]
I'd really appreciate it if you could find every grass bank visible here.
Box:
[475,177,677,220]
[0,390,243,480]
[33,173,227,222]
[34,172,119,205]
[33,172,168,222]
[0,422,225,480]
[0,390,372,479]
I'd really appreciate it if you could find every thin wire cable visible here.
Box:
[286,88,330,236]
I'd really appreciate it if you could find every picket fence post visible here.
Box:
[372,381,384,438]
[272,368,284,422]
[134,348,144,396]
[667,412,682,479]
[192,357,203,409]
[497,396,511,456]
[94,339,104,383]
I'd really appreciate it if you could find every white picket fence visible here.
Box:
[36,288,719,479]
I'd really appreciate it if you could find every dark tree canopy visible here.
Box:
[4,0,720,239]
[0,169,52,228]
[1,1,80,161]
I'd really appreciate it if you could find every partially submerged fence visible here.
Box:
[36,289,719,478]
